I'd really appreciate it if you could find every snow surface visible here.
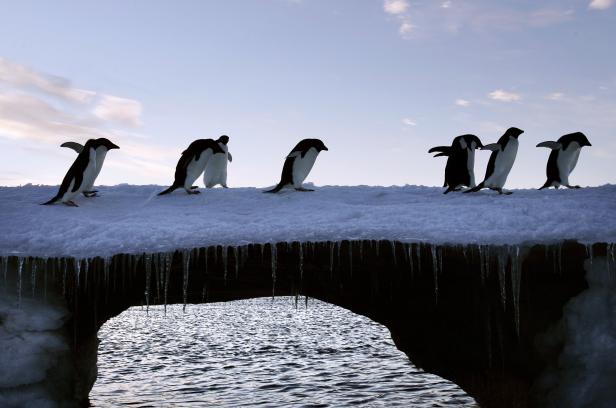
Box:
[0,184,615,258]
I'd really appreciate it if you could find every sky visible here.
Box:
[0,0,614,189]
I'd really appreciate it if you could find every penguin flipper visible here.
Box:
[61,142,84,153]
[227,152,232,162]
[536,141,562,149]
[433,152,449,158]
[480,144,501,152]
[428,146,450,154]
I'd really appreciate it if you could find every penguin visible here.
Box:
[42,139,101,206]
[60,138,119,197]
[264,138,328,193]
[429,134,483,194]
[203,135,232,188]
[158,139,225,196]
[537,132,592,189]
[465,127,524,195]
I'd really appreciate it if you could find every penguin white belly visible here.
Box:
[557,144,581,186]
[467,150,476,187]
[84,148,107,190]
[292,148,319,188]
[61,179,78,202]
[486,141,518,188]
[63,149,97,202]
[204,153,228,188]
[184,152,210,188]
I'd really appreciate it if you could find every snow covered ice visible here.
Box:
[0,184,615,258]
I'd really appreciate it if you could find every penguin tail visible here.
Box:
[158,185,179,196]
[443,186,454,194]
[464,183,484,194]
[41,196,60,205]
[263,183,284,194]
[538,180,552,190]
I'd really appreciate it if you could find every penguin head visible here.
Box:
[505,127,524,139]
[460,134,483,150]
[559,132,592,149]
[217,135,230,145]
[94,138,120,150]
[313,139,328,152]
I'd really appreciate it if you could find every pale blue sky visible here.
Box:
[0,0,614,188]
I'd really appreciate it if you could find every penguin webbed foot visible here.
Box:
[494,188,513,195]
[222,185,229,188]
[190,186,199,189]
[83,191,99,198]
[64,201,79,207]
[295,187,314,192]
[186,189,201,195]
[566,184,581,189]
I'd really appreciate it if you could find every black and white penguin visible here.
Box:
[264,138,328,193]
[429,134,483,194]
[158,139,225,196]
[203,135,232,188]
[465,127,524,195]
[537,132,592,189]
[42,139,109,206]
[60,138,119,197]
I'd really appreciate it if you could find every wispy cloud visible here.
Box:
[383,0,414,37]
[402,117,416,126]
[0,58,175,182]
[546,92,565,101]
[589,0,614,10]
[455,99,471,107]
[489,89,521,102]
[94,95,142,127]
[0,58,95,104]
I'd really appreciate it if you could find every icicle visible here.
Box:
[359,241,364,263]
[299,242,304,281]
[348,242,353,276]
[153,253,161,303]
[103,257,110,289]
[2,257,7,286]
[329,242,334,279]
[271,244,277,298]
[62,258,67,296]
[497,247,507,309]
[83,258,89,290]
[415,244,421,273]
[587,244,594,267]
[390,241,397,268]
[222,246,228,281]
[430,246,438,302]
[337,242,342,270]
[234,246,240,278]
[438,247,443,275]
[182,250,190,312]
[408,244,414,278]
[213,245,218,267]
[510,246,522,335]
[260,244,265,264]
[31,258,37,297]
[375,240,380,257]
[75,258,81,289]
[144,253,152,313]
[17,257,23,307]
[462,246,468,263]
[164,252,172,314]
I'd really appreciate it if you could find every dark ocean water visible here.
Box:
[91,297,476,407]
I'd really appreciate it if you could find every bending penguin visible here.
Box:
[158,139,224,196]
[465,127,524,195]
[43,138,118,206]
[203,135,232,188]
[537,132,592,189]
[60,138,119,197]
[429,134,483,194]
[264,138,328,193]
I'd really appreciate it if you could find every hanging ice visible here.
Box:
[144,253,152,313]
[431,245,438,302]
[222,246,228,281]
[271,244,277,298]
[510,246,522,335]
[182,250,190,312]
[299,242,304,281]
[233,246,239,279]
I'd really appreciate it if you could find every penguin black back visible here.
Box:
[429,134,482,193]
[158,139,225,196]
[264,138,328,193]
[42,139,97,205]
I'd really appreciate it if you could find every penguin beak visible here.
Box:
[322,146,329,151]
[110,143,120,150]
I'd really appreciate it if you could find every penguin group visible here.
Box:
[42,127,591,206]
[429,128,592,195]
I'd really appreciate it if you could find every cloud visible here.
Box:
[489,89,521,102]
[0,58,95,104]
[383,0,414,37]
[589,0,614,10]
[546,92,565,101]
[93,95,142,127]
[455,99,471,107]
[402,118,416,126]
[383,0,409,15]
[441,1,452,9]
